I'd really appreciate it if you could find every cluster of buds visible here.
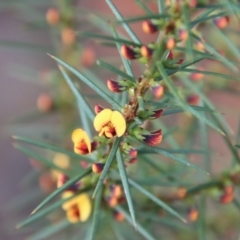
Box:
[122,142,138,164]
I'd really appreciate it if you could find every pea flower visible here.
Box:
[72,129,97,154]
[62,191,92,223]
[93,109,126,138]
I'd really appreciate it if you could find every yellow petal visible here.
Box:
[71,129,91,153]
[62,191,75,210]
[77,193,92,222]
[72,129,85,143]
[93,109,112,132]
[111,111,126,137]
[66,207,80,224]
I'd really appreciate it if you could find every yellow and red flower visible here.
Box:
[72,129,97,155]
[62,191,92,223]
[93,109,126,138]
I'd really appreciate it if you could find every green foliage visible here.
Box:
[6,0,240,239]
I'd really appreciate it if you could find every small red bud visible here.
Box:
[214,16,230,29]
[190,68,204,81]
[37,93,53,112]
[153,86,164,99]
[220,192,234,204]
[129,148,138,158]
[189,0,197,8]
[92,163,105,173]
[140,45,153,58]
[187,94,200,105]
[177,187,187,199]
[108,196,118,207]
[142,129,163,146]
[142,20,158,34]
[167,50,174,59]
[107,79,123,92]
[46,8,60,26]
[114,211,125,222]
[152,109,163,119]
[188,208,199,222]
[129,158,137,164]
[57,173,69,188]
[94,105,104,114]
[179,29,188,41]
[111,185,122,198]
[121,45,138,60]
[166,38,175,50]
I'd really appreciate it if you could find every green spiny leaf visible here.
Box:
[49,54,122,110]
[79,32,141,47]
[158,63,225,135]
[115,206,157,240]
[59,65,95,121]
[12,136,94,163]
[129,178,186,222]
[92,137,122,198]
[116,150,136,227]
[13,144,72,175]
[106,0,141,44]
[27,220,71,240]
[97,59,136,82]
[87,186,103,240]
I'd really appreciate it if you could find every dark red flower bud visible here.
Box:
[167,50,174,59]
[129,158,137,164]
[142,20,158,34]
[142,129,162,146]
[129,148,138,158]
[141,45,153,58]
[220,192,234,204]
[187,95,200,105]
[152,109,163,119]
[107,79,124,92]
[92,163,105,173]
[121,45,138,60]
[94,104,104,114]
[177,58,184,64]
